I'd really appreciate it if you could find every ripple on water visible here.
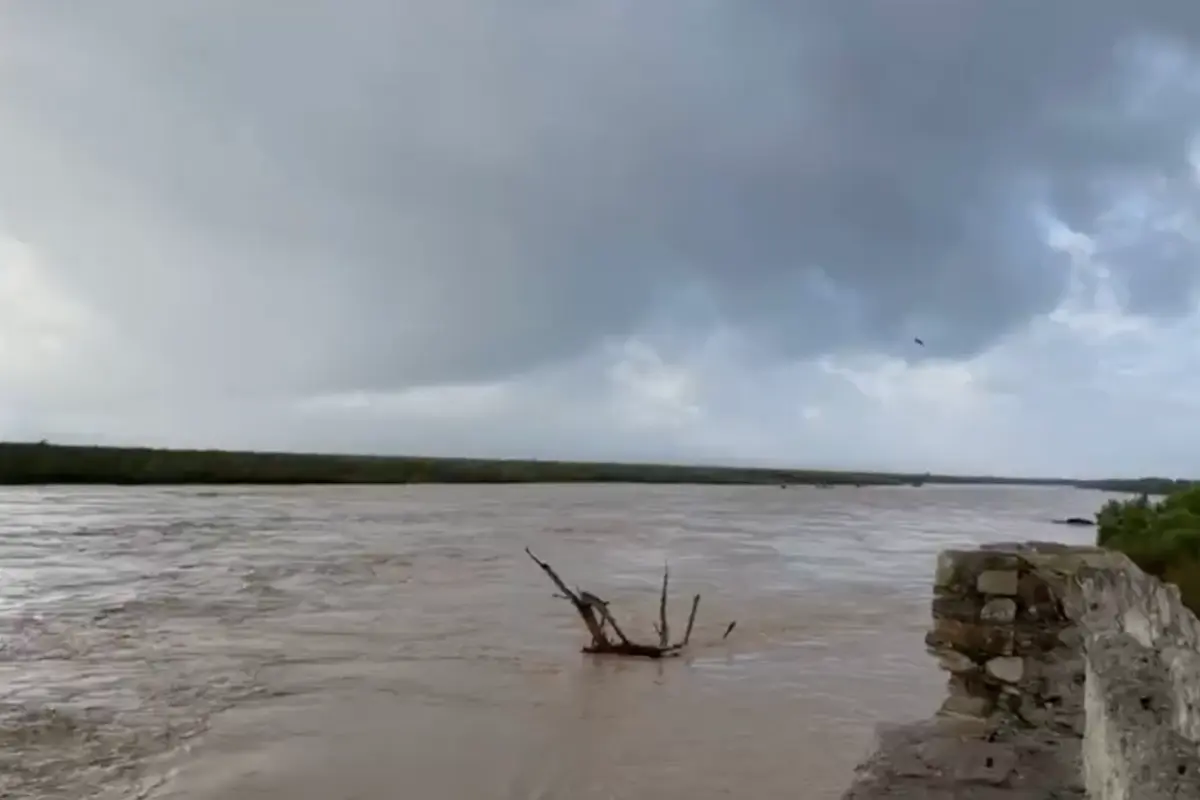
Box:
[0,483,1116,799]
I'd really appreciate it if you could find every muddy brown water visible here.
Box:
[0,484,1113,799]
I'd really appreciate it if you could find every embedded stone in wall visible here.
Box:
[985,656,1024,684]
[977,569,1019,596]
[981,598,1017,623]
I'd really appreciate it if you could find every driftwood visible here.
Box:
[525,547,735,659]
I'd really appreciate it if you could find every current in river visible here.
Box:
[0,483,1110,799]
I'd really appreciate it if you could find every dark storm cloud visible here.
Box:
[2,0,1200,393]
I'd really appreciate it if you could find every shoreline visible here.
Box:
[0,442,1184,493]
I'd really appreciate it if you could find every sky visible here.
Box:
[3,1,1200,478]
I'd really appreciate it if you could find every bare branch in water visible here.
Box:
[683,594,701,646]
[657,563,670,649]
[525,548,736,659]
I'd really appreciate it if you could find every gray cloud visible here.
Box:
[2,0,1200,398]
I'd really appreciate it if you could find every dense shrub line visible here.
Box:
[1097,487,1200,613]
[0,442,916,486]
[0,441,1183,495]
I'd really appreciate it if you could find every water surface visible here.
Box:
[0,484,1111,799]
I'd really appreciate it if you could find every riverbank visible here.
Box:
[842,542,1200,799]
[0,441,1186,490]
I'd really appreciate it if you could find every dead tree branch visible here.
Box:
[657,563,670,649]
[682,594,701,646]
[525,548,735,659]
[525,547,608,646]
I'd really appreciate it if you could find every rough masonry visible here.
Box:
[841,541,1200,799]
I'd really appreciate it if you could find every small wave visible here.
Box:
[0,702,207,799]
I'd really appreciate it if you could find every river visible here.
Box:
[0,483,1113,799]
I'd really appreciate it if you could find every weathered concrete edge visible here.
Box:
[1083,630,1200,798]
[1073,558,1200,798]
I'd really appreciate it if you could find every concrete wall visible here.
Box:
[1074,556,1200,798]
[842,542,1200,799]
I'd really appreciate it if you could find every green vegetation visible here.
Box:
[0,441,1186,493]
[0,442,923,486]
[1081,476,1195,496]
[1097,486,1200,614]
[923,474,1191,495]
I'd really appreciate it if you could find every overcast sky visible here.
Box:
[3,1,1200,477]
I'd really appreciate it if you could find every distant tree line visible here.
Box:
[0,441,1185,494]
[0,442,919,486]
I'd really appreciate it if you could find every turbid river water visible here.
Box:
[0,484,1113,799]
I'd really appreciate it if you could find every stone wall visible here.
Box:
[842,542,1200,799]
[926,546,1083,731]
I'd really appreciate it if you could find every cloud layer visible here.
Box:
[3,1,1200,476]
